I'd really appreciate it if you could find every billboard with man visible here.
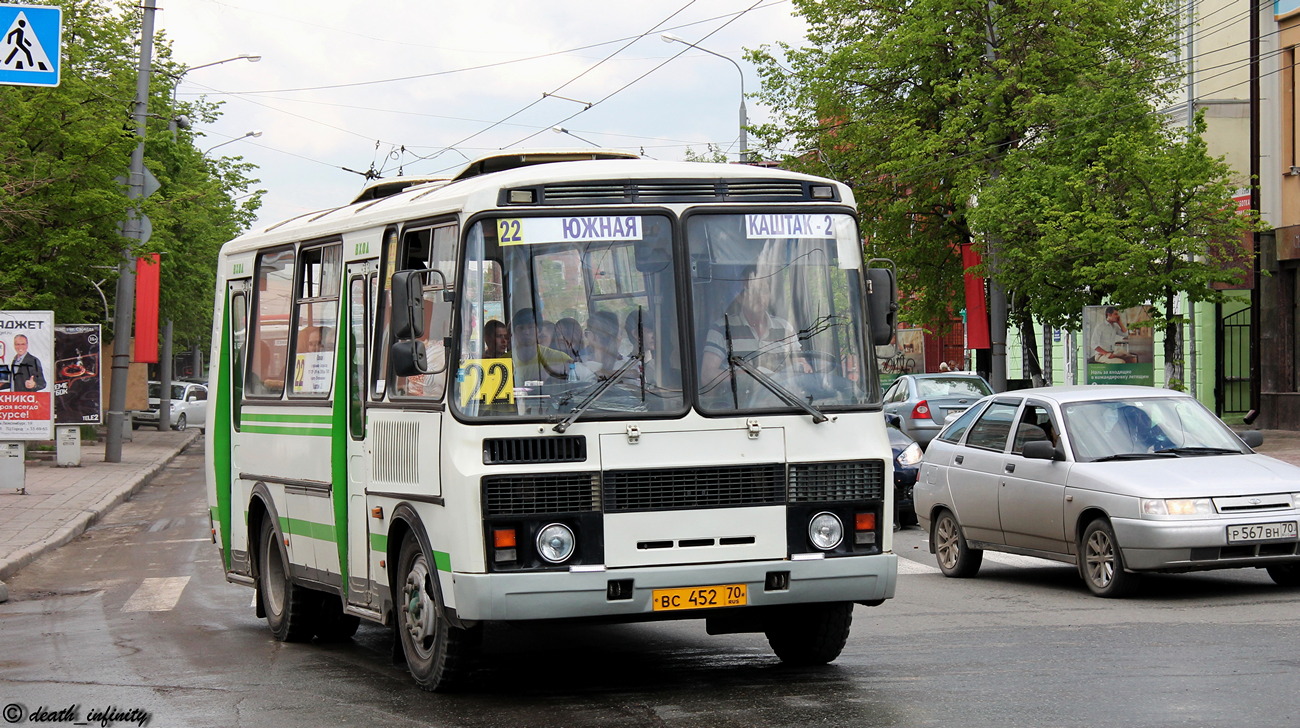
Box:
[0,310,55,438]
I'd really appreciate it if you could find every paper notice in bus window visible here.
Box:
[497,216,642,246]
[293,352,333,394]
[745,213,836,239]
[458,358,515,406]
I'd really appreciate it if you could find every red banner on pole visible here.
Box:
[961,243,990,349]
[133,253,160,363]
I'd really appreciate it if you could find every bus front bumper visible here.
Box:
[447,553,898,622]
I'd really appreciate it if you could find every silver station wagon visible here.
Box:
[914,385,1300,597]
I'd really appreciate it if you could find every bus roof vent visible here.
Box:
[483,435,588,465]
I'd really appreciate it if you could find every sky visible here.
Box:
[155,0,811,227]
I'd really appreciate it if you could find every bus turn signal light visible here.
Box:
[493,529,517,549]
[855,513,876,531]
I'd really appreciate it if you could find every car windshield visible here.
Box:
[688,213,871,414]
[915,377,991,399]
[1063,397,1247,461]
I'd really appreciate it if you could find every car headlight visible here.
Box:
[897,442,923,467]
[808,512,844,550]
[1141,498,1214,516]
[536,523,576,563]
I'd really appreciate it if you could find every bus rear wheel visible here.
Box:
[764,602,853,666]
[395,534,478,691]
[258,518,319,642]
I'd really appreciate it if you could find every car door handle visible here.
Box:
[954,455,964,464]
[1004,463,1016,473]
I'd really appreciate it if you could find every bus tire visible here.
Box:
[258,518,319,642]
[764,602,853,666]
[315,594,361,642]
[395,534,479,691]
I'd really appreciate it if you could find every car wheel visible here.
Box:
[933,509,982,578]
[173,413,187,431]
[1080,518,1137,598]
[258,518,319,642]
[1266,563,1300,587]
[395,534,479,691]
[764,602,853,666]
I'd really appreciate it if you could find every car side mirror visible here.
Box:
[1238,430,1263,448]
[390,270,425,340]
[884,412,902,427]
[865,267,897,347]
[391,340,427,378]
[1021,440,1060,461]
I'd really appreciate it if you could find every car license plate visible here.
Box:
[1226,521,1299,543]
[651,584,747,611]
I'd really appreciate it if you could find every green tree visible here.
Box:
[0,0,260,365]
[748,0,1253,384]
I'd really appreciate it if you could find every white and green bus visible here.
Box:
[205,150,900,690]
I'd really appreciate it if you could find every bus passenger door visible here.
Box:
[214,278,251,574]
[345,267,375,606]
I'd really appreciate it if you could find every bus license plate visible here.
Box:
[1227,521,1298,543]
[652,584,747,612]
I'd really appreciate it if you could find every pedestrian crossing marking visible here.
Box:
[122,576,190,612]
[0,5,61,87]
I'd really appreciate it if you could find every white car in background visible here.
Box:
[915,385,1300,597]
[134,380,208,431]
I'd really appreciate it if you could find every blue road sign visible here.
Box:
[0,4,61,88]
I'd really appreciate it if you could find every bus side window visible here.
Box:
[230,292,248,427]
[391,223,456,401]
[248,248,295,397]
[290,243,342,398]
[348,276,368,438]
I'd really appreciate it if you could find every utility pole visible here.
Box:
[984,0,1008,392]
[105,0,157,462]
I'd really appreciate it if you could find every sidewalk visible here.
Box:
[0,428,200,599]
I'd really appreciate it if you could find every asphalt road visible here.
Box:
[1,444,1297,728]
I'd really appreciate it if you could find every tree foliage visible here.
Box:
[748,0,1258,362]
[0,0,260,360]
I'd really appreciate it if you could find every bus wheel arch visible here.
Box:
[392,529,480,691]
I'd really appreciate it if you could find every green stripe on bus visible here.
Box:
[370,533,388,553]
[277,516,338,542]
[242,412,335,424]
[434,550,451,572]
[241,425,333,437]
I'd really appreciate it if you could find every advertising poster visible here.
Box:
[54,324,102,425]
[1084,305,1155,386]
[0,310,55,439]
[877,327,925,386]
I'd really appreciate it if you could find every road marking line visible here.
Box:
[122,576,191,612]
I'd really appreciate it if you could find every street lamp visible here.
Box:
[204,130,262,155]
[169,54,260,136]
[661,33,748,162]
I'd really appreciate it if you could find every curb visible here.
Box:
[0,431,201,585]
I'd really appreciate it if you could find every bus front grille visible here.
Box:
[482,472,601,516]
[603,464,786,512]
[483,436,587,465]
[788,460,886,502]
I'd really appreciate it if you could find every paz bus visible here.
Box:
[205,150,900,690]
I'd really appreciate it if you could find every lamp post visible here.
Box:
[204,130,263,155]
[169,54,260,134]
[661,33,748,162]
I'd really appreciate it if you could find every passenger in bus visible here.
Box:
[553,318,583,361]
[699,263,801,396]
[574,310,625,380]
[483,320,510,359]
[510,308,571,384]
[537,319,556,350]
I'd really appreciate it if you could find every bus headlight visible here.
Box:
[536,523,576,563]
[808,512,844,550]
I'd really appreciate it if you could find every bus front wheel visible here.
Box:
[395,534,478,691]
[764,602,853,666]
[258,518,318,642]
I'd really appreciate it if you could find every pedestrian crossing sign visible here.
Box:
[0,4,61,88]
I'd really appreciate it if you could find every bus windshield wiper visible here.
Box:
[552,354,643,433]
[728,355,828,424]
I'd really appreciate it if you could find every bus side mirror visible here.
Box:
[391,340,427,378]
[865,268,897,347]
[390,270,424,340]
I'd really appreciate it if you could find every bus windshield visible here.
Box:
[454,214,685,420]
[452,211,871,421]
[689,213,870,413]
